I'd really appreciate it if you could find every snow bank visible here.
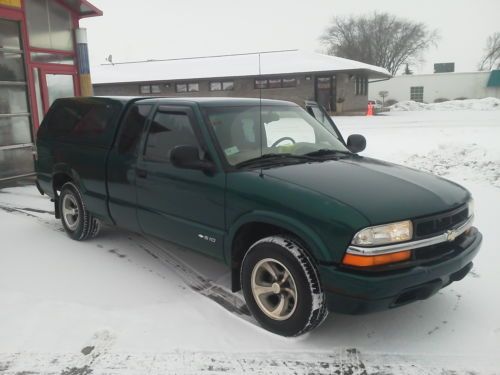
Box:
[404,143,500,188]
[390,97,500,112]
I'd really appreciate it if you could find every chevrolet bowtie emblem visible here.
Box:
[446,229,458,242]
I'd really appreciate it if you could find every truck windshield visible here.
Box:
[204,105,349,166]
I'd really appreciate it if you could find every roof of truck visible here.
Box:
[92,96,298,107]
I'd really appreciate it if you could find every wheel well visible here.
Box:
[230,222,311,292]
[52,173,72,218]
[53,173,72,194]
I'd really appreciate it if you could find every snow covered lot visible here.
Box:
[1,109,499,374]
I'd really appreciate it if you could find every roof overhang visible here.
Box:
[60,0,102,18]
[91,50,392,85]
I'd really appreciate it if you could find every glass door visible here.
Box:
[45,73,75,106]
[0,18,35,180]
[32,67,76,122]
[315,75,337,113]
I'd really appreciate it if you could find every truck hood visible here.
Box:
[262,156,469,224]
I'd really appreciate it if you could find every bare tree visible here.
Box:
[320,12,439,75]
[478,32,500,71]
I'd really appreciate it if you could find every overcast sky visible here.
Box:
[81,0,499,75]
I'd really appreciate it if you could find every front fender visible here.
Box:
[225,210,333,264]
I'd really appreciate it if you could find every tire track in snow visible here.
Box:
[0,348,496,375]
[133,235,252,319]
[0,201,252,322]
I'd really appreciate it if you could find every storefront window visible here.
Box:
[46,74,75,106]
[0,19,21,50]
[30,52,74,65]
[0,85,29,114]
[0,18,34,180]
[0,116,32,147]
[25,0,74,51]
[0,52,26,81]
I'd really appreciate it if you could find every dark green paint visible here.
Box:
[36,96,481,314]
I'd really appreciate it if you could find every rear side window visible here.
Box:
[117,104,152,155]
[41,98,122,147]
[143,111,199,162]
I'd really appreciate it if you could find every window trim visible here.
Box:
[139,105,209,165]
[187,82,199,92]
[140,84,151,94]
[209,80,235,91]
[254,76,297,89]
[175,82,199,93]
[410,86,424,102]
[355,76,368,96]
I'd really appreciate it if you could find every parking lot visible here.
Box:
[0,109,499,374]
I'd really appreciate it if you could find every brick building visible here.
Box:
[92,50,390,114]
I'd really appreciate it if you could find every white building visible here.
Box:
[370,70,500,104]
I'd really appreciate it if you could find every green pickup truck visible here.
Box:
[35,96,481,336]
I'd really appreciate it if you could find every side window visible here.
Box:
[118,104,152,155]
[144,110,199,162]
[43,98,120,146]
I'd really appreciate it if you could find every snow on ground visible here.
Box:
[1,110,500,374]
[389,97,500,112]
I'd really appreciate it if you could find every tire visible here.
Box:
[59,182,100,241]
[241,235,328,336]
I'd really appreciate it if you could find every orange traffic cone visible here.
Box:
[366,103,373,116]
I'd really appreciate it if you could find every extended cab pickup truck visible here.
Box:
[35,96,482,336]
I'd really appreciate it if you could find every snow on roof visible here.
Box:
[91,50,391,85]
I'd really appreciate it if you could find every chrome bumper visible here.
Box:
[347,215,474,256]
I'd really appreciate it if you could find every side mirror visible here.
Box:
[170,145,215,173]
[347,134,366,153]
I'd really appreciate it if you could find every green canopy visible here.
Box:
[487,70,500,87]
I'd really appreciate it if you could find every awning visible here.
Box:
[487,70,500,87]
[60,0,102,18]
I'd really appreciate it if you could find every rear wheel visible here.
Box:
[59,182,100,241]
[241,235,328,336]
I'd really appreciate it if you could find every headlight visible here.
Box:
[468,198,474,218]
[352,220,413,246]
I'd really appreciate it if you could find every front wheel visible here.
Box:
[241,236,328,336]
[59,182,100,241]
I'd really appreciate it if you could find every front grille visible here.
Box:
[414,205,468,239]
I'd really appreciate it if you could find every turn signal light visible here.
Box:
[342,250,411,267]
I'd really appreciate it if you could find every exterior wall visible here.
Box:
[369,72,498,103]
[94,71,369,113]
[336,73,368,113]
[94,74,315,106]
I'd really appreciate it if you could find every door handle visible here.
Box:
[136,168,148,178]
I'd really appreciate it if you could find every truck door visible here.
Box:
[135,105,226,259]
[107,102,153,232]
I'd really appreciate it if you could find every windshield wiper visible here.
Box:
[235,153,316,169]
[304,149,352,158]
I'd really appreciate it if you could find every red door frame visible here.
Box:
[35,65,78,113]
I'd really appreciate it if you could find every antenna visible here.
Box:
[258,52,263,177]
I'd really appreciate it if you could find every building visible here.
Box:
[0,0,101,181]
[369,70,500,104]
[92,50,391,114]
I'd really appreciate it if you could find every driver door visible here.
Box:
[135,104,226,259]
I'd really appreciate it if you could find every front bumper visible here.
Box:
[319,227,482,314]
